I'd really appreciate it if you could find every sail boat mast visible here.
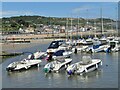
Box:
[66,18,69,40]
[101,7,104,36]
[94,19,97,38]
[86,9,90,38]
[110,18,114,36]
[77,16,79,39]
[71,18,73,40]
[115,6,118,37]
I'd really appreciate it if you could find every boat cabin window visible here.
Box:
[72,64,75,68]
[57,59,65,63]
[59,41,64,46]
[86,64,96,70]
[47,64,51,67]
[53,50,65,56]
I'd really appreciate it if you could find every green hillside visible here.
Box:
[1,15,115,31]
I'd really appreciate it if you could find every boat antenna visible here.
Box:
[115,6,118,37]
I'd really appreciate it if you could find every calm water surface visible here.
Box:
[2,43,118,88]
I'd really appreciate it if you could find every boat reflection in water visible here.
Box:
[45,68,103,86]
[7,65,41,78]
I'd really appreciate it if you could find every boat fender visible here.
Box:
[67,75,71,78]
[85,68,88,72]
[37,64,40,67]
[67,70,73,75]
[96,64,98,68]
[80,73,83,76]
[105,48,111,53]
[45,73,47,76]
[101,61,102,65]
[65,64,67,68]
[44,68,49,73]
[25,66,28,69]
[56,71,59,73]
[67,64,69,67]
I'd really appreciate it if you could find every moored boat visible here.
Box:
[43,58,72,73]
[46,40,64,53]
[66,56,102,76]
[86,44,110,53]
[108,39,120,52]
[6,59,42,71]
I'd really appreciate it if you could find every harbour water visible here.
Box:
[2,43,118,88]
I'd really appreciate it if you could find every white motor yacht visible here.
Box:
[43,58,72,73]
[6,59,42,71]
[46,40,64,53]
[108,39,120,52]
[52,50,72,59]
[66,56,102,75]
[86,44,110,53]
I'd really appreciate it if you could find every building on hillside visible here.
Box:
[25,25,35,33]
[44,28,53,34]
[60,26,65,33]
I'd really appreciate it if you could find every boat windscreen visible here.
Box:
[57,59,65,63]
[48,41,59,49]
[53,50,65,56]
[81,56,92,65]
[93,45,100,49]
